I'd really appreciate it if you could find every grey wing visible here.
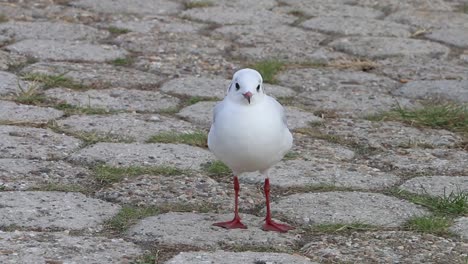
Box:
[212,101,224,124]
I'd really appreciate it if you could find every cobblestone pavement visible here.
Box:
[0,0,467,263]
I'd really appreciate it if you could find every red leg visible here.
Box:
[213,176,247,229]
[263,178,294,232]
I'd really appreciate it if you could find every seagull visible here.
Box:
[208,68,294,233]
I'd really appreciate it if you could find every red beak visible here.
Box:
[243,91,253,104]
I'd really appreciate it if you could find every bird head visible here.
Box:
[226,68,265,105]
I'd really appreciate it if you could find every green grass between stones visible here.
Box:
[0,14,8,23]
[146,131,208,148]
[203,160,231,177]
[305,223,377,234]
[249,60,285,84]
[184,0,214,9]
[110,57,134,66]
[405,216,452,236]
[23,73,86,90]
[93,165,185,184]
[106,26,130,35]
[106,205,161,232]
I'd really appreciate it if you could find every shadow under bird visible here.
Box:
[208,68,294,233]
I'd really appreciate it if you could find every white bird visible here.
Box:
[208,68,294,233]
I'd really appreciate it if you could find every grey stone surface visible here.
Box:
[127,212,297,248]
[0,159,90,191]
[293,137,356,162]
[302,231,468,263]
[0,192,120,230]
[240,159,399,190]
[451,217,468,241]
[394,80,468,103]
[6,40,128,62]
[272,192,428,227]
[213,24,326,62]
[400,176,468,197]
[57,113,195,143]
[319,119,461,149]
[72,0,181,15]
[166,251,316,264]
[0,231,142,264]
[160,76,296,99]
[44,88,179,112]
[0,100,63,123]
[70,143,213,170]
[426,28,468,48]
[22,62,165,89]
[387,10,468,29]
[0,71,27,96]
[109,16,204,34]
[177,101,320,129]
[0,50,27,71]
[370,149,468,175]
[330,37,450,60]
[0,125,81,160]
[0,21,108,41]
[302,17,411,37]
[273,2,383,18]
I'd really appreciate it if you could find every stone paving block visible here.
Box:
[426,28,468,48]
[22,62,165,89]
[302,231,468,263]
[394,80,468,103]
[166,251,316,264]
[0,100,63,123]
[273,2,383,18]
[240,159,399,190]
[0,125,81,160]
[160,76,296,99]
[0,71,27,96]
[451,217,468,241]
[6,40,128,62]
[330,37,450,60]
[318,119,461,149]
[292,137,356,162]
[70,143,214,170]
[108,16,204,34]
[57,113,196,143]
[302,17,411,37]
[350,0,454,11]
[0,231,142,264]
[370,149,468,175]
[387,10,468,29]
[0,50,27,71]
[126,212,297,249]
[0,21,109,41]
[177,101,320,129]
[0,192,120,230]
[72,0,181,15]
[44,88,179,112]
[400,176,468,197]
[0,159,90,191]
[272,192,429,227]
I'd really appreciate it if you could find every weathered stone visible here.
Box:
[0,159,90,191]
[272,192,428,227]
[126,212,297,248]
[57,113,195,143]
[400,176,468,197]
[0,71,27,96]
[0,192,120,230]
[160,76,296,99]
[451,217,468,241]
[273,2,383,18]
[302,231,468,263]
[70,143,213,170]
[330,37,450,60]
[0,100,63,123]
[240,159,399,190]
[166,251,316,264]
[356,0,454,11]
[0,50,27,71]
[213,24,325,61]
[109,16,204,34]
[0,231,142,263]
[22,62,165,89]
[0,125,81,160]
[387,10,468,29]
[302,17,411,37]
[318,119,461,149]
[292,137,356,162]
[394,80,468,103]
[426,28,468,48]
[44,88,179,113]
[72,0,181,15]
[370,149,468,175]
[177,101,319,129]
[6,40,128,62]
[0,21,108,41]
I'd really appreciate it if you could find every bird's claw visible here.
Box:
[213,217,247,229]
[262,220,294,233]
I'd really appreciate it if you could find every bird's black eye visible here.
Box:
[235,83,240,91]
[256,84,261,92]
